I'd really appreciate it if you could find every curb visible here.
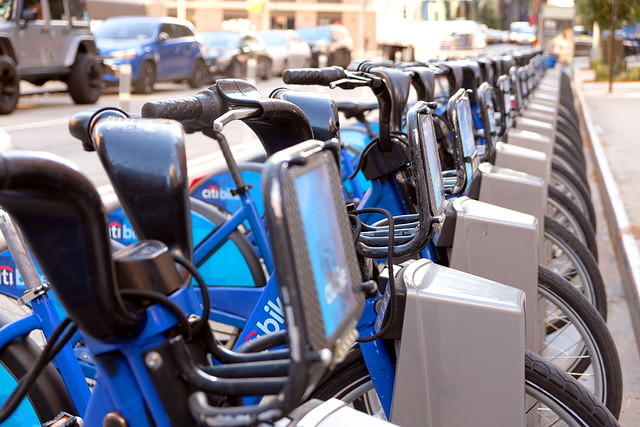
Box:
[575,82,640,354]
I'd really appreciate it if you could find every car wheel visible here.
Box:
[67,53,103,104]
[258,58,272,81]
[188,59,208,89]
[0,55,19,114]
[229,60,244,78]
[280,59,288,76]
[133,61,156,94]
[339,49,351,68]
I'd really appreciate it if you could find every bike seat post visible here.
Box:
[0,209,42,290]
[206,107,261,196]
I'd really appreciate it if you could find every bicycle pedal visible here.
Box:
[43,412,82,427]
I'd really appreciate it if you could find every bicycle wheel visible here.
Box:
[310,349,620,426]
[525,351,619,426]
[543,217,607,320]
[551,162,596,226]
[0,314,75,426]
[553,145,587,181]
[555,132,586,166]
[538,266,622,417]
[546,186,598,259]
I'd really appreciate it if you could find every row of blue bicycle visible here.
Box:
[0,47,623,426]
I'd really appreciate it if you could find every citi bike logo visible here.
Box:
[108,221,137,240]
[0,265,23,286]
[244,297,285,342]
[201,185,239,201]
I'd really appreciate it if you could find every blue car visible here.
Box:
[95,16,208,94]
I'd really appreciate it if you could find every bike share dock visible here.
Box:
[576,71,640,424]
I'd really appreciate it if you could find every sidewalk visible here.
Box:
[576,71,640,424]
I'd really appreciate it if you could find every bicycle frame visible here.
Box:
[0,292,91,413]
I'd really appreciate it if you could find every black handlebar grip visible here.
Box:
[141,96,202,121]
[282,66,346,86]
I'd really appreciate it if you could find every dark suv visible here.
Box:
[296,25,353,68]
[0,0,102,114]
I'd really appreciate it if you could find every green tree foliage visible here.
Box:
[478,4,500,29]
[576,0,640,30]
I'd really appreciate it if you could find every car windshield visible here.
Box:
[94,20,157,39]
[257,31,287,47]
[202,32,241,47]
[297,27,331,42]
[510,23,535,34]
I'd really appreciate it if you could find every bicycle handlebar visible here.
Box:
[141,87,227,132]
[282,66,346,86]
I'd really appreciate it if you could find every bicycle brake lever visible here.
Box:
[329,74,375,90]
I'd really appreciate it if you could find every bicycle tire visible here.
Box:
[544,216,607,320]
[557,123,583,151]
[555,132,586,165]
[310,349,620,426]
[190,198,267,287]
[553,132,587,173]
[547,185,598,259]
[553,145,587,182]
[552,159,592,199]
[551,161,596,226]
[0,314,75,424]
[538,266,622,417]
[105,199,267,288]
[525,351,619,426]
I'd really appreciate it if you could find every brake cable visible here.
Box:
[0,318,76,423]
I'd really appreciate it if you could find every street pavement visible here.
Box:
[0,79,374,190]
[578,74,640,425]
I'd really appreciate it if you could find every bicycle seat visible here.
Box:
[433,61,464,94]
[216,79,313,155]
[0,151,137,341]
[92,117,193,261]
[335,101,379,119]
[272,89,340,141]
[368,67,412,132]
[402,66,436,102]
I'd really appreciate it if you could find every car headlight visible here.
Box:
[108,49,137,60]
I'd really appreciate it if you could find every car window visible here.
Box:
[173,24,187,38]
[48,0,65,20]
[202,32,240,47]
[241,35,262,49]
[94,20,157,39]
[161,23,184,39]
[180,25,195,37]
[297,27,331,43]
[68,0,88,23]
[23,0,44,20]
[257,31,286,47]
[0,0,12,21]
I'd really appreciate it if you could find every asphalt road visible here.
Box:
[0,79,374,192]
[0,43,520,194]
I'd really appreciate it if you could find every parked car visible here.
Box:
[95,16,208,94]
[257,30,311,75]
[201,32,273,80]
[485,28,509,44]
[509,21,537,45]
[296,25,353,68]
[0,0,102,114]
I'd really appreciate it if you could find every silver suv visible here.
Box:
[0,0,102,114]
